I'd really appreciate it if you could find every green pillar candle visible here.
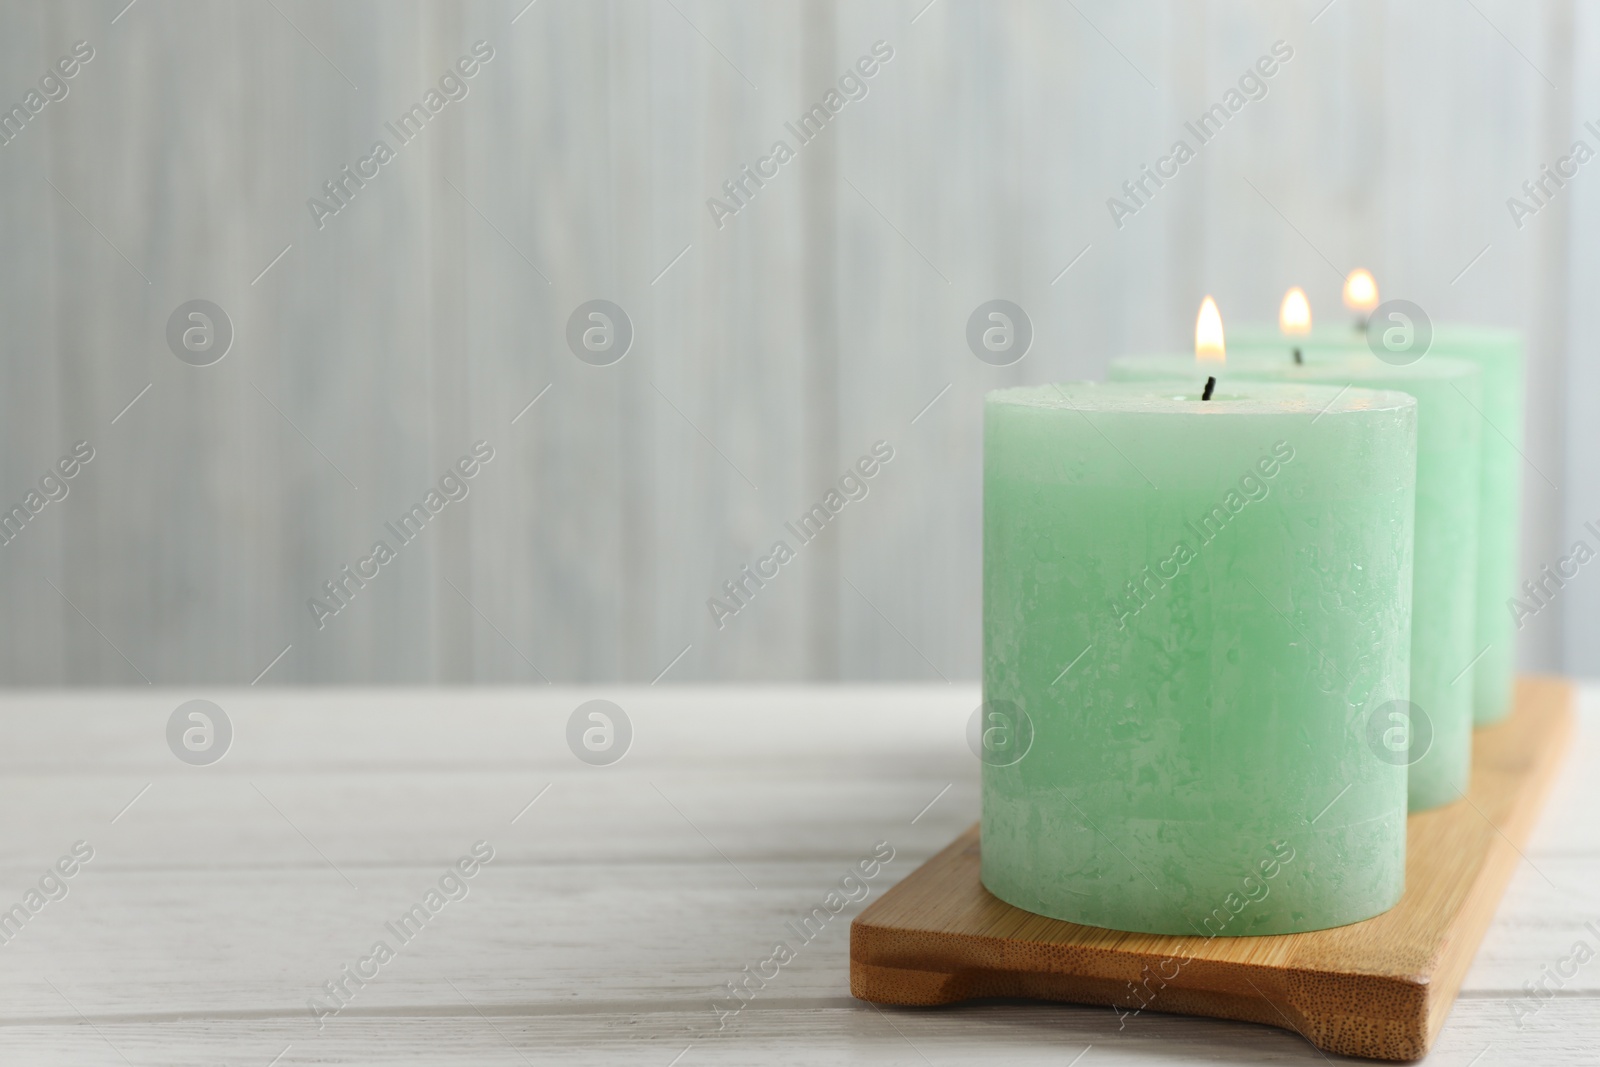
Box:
[1110,351,1482,811]
[982,381,1415,935]
[1430,328,1524,725]
[1229,324,1524,725]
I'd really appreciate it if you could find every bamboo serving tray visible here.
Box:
[851,676,1575,1061]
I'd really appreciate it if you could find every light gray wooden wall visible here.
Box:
[0,0,1587,684]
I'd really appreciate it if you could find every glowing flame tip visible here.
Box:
[1343,269,1378,313]
[1279,286,1311,336]
[1195,296,1225,365]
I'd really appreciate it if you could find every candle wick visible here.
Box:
[1292,346,1303,365]
[1201,376,1217,401]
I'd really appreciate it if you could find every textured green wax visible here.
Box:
[1231,325,1524,724]
[982,382,1415,935]
[1111,352,1482,811]
[1431,329,1524,724]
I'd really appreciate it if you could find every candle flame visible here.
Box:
[1279,287,1311,336]
[1342,268,1379,313]
[1195,296,1225,365]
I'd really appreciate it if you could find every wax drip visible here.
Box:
[1201,376,1217,401]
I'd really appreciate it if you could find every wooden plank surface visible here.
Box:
[0,683,1593,1064]
[851,678,1575,1061]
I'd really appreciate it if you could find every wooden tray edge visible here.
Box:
[850,677,1577,1062]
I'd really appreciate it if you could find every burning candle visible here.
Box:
[1211,275,1524,725]
[1344,268,1380,329]
[1280,286,1311,364]
[982,304,1417,934]
[1111,291,1484,811]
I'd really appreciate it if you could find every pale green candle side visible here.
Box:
[1110,352,1482,811]
[982,382,1415,935]
[1430,328,1524,725]
[1231,323,1523,723]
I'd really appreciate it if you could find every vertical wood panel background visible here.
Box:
[0,0,1587,685]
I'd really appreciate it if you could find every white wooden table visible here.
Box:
[0,685,1594,1065]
